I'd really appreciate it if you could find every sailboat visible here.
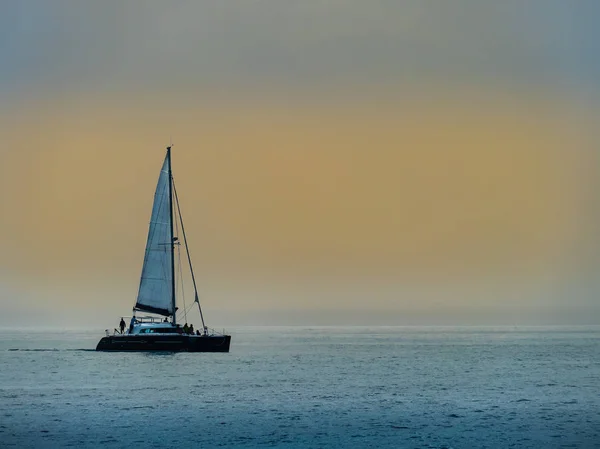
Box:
[96,146,231,352]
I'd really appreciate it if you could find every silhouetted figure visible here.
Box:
[183,323,189,334]
[164,317,169,323]
[189,324,194,334]
[196,330,200,335]
[129,316,136,334]
[119,317,126,334]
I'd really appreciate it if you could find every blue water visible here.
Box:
[1,326,599,448]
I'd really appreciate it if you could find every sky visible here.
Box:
[0,1,599,327]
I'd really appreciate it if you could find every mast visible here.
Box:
[167,146,177,325]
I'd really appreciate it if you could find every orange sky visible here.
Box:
[1,87,598,326]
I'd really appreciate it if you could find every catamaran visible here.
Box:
[96,146,231,352]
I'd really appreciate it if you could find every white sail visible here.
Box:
[135,154,174,316]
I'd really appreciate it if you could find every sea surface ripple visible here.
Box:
[0,326,599,448]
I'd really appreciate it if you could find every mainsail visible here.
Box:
[135,153,174,316]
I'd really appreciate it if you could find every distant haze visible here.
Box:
[0,2,599,327]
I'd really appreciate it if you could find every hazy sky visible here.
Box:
[1,2,599,327]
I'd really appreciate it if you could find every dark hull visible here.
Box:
[96,334,231,352]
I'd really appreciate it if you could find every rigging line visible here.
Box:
[176,303,195,323]
[174,245,180,319]
[179,248,187,323]
[174,200,188,324]
[172,178,206,330]
[177,303,193,319]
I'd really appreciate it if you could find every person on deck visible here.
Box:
[129,316,136,334]
[119,317,126,334]
[183,323,189,334]
[163,317,169,323]
[189,324,194,334]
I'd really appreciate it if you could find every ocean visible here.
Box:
[0,326,598,448]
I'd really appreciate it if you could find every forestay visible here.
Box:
[134,154,174,316]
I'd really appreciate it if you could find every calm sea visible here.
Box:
[1,326,599,448]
